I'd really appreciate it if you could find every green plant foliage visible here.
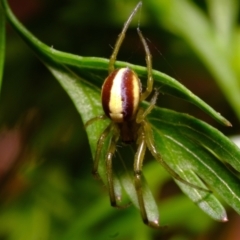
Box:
[1,0,240,237]
[0,2,5,92]
[148,106,240,221]
[146,0,240,120]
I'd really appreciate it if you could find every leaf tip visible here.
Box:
[224,119,232,127]
[221,216,228,222]
[217,112,232,127]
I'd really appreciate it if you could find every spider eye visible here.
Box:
[101,68,141,122]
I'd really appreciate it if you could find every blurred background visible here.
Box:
[1,0,240,239]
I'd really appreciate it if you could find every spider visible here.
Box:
[85,1,208,228]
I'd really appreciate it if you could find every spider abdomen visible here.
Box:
[101,67,141,123]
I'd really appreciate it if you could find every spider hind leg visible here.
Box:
[143,120,211,193]
[134,134,161,228]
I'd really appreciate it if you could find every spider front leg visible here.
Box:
[137,27,153,101]
[108,2,142,73]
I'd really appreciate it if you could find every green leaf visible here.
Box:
[0,2,5,93]
[148,106,240,221]
[146,0,240,120]
[2,0,240,226]
[0,0,230,126]
[114,145,160,224]
[207,0,239,47]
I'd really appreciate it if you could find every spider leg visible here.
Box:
[92,123,112,179]
[105,125,122,207]
[137,28,153,101]
[109,2,142,73]
[89,120,130,207]
[143,121,211,192]
[137,90,158,123]
[134,134,160,228]
[84,114,107,128]
[105,125,130,208]
[137,89,210,192]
